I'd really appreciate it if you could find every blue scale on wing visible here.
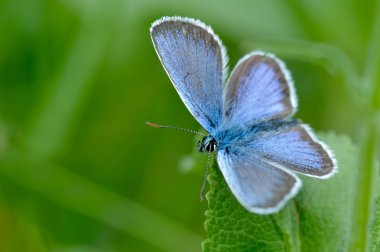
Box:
[247,124,335,177]
[223,53,296,128]
[151,19,225,132]
[216,119,334,178]
[217,147,301,213]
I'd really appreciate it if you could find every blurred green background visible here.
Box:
[0,0,377,251]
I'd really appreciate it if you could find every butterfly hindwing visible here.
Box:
[150,17,228,132]
[247,122,337,178]
[223,52,297,127]
[217,147,301,214]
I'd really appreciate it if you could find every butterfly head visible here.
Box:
[198,135,218,153]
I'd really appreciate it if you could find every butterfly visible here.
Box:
[149,16,337,214]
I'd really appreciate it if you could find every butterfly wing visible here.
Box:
[247,122,337,178]
[217,147,301,214]
[223,52,296,127]
[150,17,228,132]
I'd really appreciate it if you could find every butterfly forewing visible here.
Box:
[223,52,297,127]
[217,148,301,214]
[150,17,227,132]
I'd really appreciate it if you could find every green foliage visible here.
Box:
[1,0,380,251]
[371,197,380,252]
[204,133,379,251]
[203,166,299,251]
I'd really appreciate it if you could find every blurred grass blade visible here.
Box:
[0,151,203,252]
[349,0,380,251]
[363,0,380,96]
[348,127,378,252]
[25,24,108,156]
[371,197,380,252]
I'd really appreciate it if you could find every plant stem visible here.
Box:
[349,126,378,252]
[348,0,380,251]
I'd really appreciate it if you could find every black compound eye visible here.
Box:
[205,139,216,152]
[206,144,212,152]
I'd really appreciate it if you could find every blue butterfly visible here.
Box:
[149,16,337,214]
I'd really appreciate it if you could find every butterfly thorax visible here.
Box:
[213,119,300,150]
[198,135,218,152]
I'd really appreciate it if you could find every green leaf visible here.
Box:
[203,133,367,252]
[295,133,358,252]
[203,163,300,251]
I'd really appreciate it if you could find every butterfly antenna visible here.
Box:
[145,122,205,136]
[200,151,212,201]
